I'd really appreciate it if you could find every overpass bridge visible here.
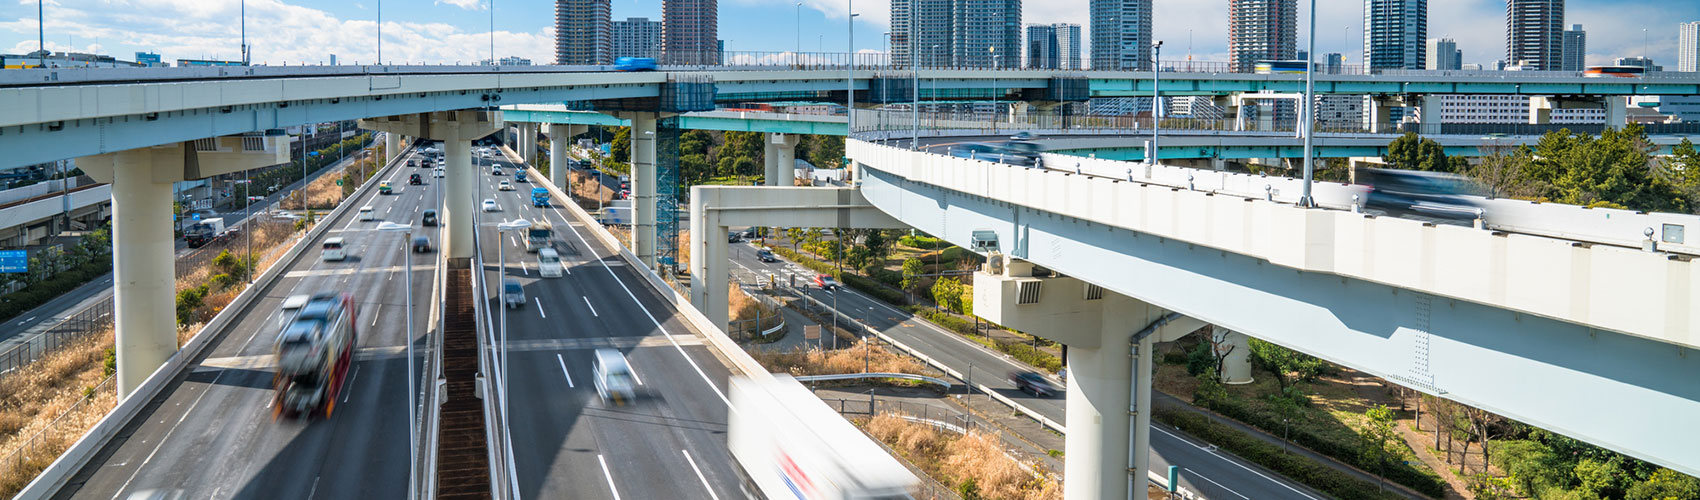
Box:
[5,64,1699,499]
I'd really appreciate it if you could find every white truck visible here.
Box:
[183,217,227,248]
[729,375,918,500]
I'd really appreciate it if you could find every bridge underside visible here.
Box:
[857,165,1700,477]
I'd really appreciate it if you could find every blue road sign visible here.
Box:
[192,213,202,221]
[0,250,27,273]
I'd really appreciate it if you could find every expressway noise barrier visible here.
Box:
[436,260,492,499]
[866,76,915,104]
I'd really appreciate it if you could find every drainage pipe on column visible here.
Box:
[1129,311,1183,498]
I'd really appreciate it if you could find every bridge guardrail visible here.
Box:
[795,372,954,390]
[13,139,412,500]
[470,217,517,500]
[414,244,447,499]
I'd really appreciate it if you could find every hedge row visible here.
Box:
[1195,388,1448,497]
[841,273,906,305]
[897,235,944,248]
[0,259,113,323]
[769,246,838,277]
[1154,408,1409,500]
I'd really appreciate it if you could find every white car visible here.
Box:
[434,168,445,178]
[482,199,499,212]
[498,181,513,191]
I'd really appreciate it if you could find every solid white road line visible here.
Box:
[109,368,228,500]
[681,449,721,500]
[1182,467,1249,500]
[343,366,361,403]
[597,454,623,500]
[556,354,574,387]
[583,296,598,317]
[1154,426,1320,499]
[535,297,546,317]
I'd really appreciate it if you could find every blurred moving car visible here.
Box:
[502,279,525,309]
[614,57,657,72]
[757,249,778,263]
[1010,371,1057,397]
[482,199,499,212]
[1359,168,1485,221]
[593,348,638,404]
[422,209,438,226]
[948,141,1042,167]
[499,181,514,191]
[412,236,432,253]
[813,274,839,290]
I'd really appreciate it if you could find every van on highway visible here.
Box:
[358,206,375,221]
[593,348,637,404]
[538,248,563,278]
[321,238,347,261]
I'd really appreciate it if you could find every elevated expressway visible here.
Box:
[838,133,1700,499]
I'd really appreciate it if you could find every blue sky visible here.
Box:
[2,0,1696,68]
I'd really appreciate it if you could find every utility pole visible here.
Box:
[847,3,859,134]
[1299,0,1318,207]
[1151,41,1163,165]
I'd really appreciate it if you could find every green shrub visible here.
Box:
[841,273,906,305]
[769,245,838,277]
[176,285,209,326]
[898,234,944,248]
[102,347,116,378]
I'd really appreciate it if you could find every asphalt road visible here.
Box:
[55,147,439,500]
[726,242,1337,500]
[472,153,750,500]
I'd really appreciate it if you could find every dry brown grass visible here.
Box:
[569,170,615,206]
[863,413,1061,500]
[728,282,777,324]
[751,340,929,376]
[0,330,117,498]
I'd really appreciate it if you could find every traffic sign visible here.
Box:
[336,179,343,186]
[0,250,27,273]
[191,213,201,221]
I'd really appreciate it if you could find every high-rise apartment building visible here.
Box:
[1506,0,1563,71]
[1027,24,1058,69]
[613,17,663,59]
[663,0,718,64]
[1616,56,1662,72]
[1090,0,1154,70]
[1228,0,1297,72]
[1364,0,1427,70]
[1425,38,1461,70]
[1056,23,1082,70]
[555,0,612,65]
[1561,24,1586,71]
[1679,22,1699,72]
[1024,23,1079,69]
[892,0,1021,69]
[1325,52,1345,73]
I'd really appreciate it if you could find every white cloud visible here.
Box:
[435,0,484,11]
[0,0,551,65]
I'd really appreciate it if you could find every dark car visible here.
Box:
[1010,371,1056,397]
[409,173,422,185]
[727,231,742,243]
[756,249,778,263]
[1360,168,1484,221]
[412,236,433,253]
[421,209,438,226]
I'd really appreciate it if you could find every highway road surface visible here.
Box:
[473,152,751,500]
[726,240,1343,500]
[54,147,437,499]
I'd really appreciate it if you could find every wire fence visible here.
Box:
[0,298,112,377]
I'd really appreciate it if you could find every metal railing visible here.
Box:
[412,248,447,499]
[797,373,955,391]
[0,376,114,474]
[0,295,113,376]
[472,224,517,500]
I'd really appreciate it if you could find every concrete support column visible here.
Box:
[763,139,779,186]
[1605,96,1627,129]
[1369,97,1395,133]
[108,151,177,399]
[1220,329,1254,385]
[1418,94,1445,135]
[628,113,659,268]
[522,123,538,164]
[1529,97,1554,125]
[444,135,475,259]
[688,188,730,331]
[1211,157,1227,171]
[769,133,800,187]
[1065,329,1140,500]
[548,123,572,190]
[385,132,402,164]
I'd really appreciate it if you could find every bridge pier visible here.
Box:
[1220,329,1254,384]
[688,186,903,332]
[765,133,800,187]
[973,256,1205,500]
[615,112,662,268]
[546,123,581,189]
[1418,94,1445,135]
[385,132,402,164]
[361,111,502,259]
[79,137,288,399]
[1368,96,1398,133]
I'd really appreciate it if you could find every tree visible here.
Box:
[610,127,631,163]
[1247,337,1325,390]
[812,137,846,169]
[1626,468,1700,500]
[931,277,965,313]
[785,228,805,251]
[1468,141,1537,199]
[1385,132,1456,172]
[1521,125,1687,213]
[681,153,713,185]
[900,258,924,294]
[1359,405,1398,478]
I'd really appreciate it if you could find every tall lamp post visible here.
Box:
[494,218,531,442]
[1150,40,1163,165]
[377,221,418,498]
[796,2,803,61]
[232,177,254,283]
[1299,0,1318,207]
[990,46,999,123]
[847,6,860,133]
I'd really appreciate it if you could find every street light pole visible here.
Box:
[1299,0,1318,207]
[847,5,859,134]
[911,13,920,150]
[1151,41,1163,165]
[376,221,417,498]
[796,2,803,60]
[37,0,44,68]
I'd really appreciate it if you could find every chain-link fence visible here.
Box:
[0,298,112,376]
[0,375,113,478]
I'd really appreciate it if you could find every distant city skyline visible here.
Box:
[2,0,1696,70]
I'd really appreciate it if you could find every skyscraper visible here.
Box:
[613,17,664,59]
[1506,0,1563,71]
[1364,0,1427,70]
[1680,22,1700,72]
[663,0,718,64]
[1056,23,1082,70]
[1228,0,1297,73]
[1561,24,1586,71]
[1425,38,1461,70]
[1026,24,1059,69]
[891,0,1021,69]
[1615,56,1662,72]
[555,0,612,65]
[1090,0,1154,70]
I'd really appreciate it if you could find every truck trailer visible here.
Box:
[272,293,359,419]
[729,375,918,500]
